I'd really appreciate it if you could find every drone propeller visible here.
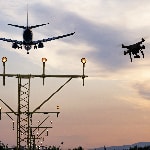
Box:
[142,38,145,42]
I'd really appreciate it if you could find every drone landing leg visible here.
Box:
[140,50,144,58]
[129,53,132,62]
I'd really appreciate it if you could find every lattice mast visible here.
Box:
[0,57,87,150]
[17,77,30,149]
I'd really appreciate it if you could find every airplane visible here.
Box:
[122,38,145,62]
[0,10,75,54]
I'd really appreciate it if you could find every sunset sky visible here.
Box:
[1,0,150,149]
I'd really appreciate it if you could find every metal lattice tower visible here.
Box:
[17,77,30,149]
[0,57,87,150]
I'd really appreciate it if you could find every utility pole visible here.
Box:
[0,57,87,150]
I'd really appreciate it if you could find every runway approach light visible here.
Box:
[81,58,86,64]
[81,58,86,86]
[42,58,47,63]
[2,57,7,86]
[2,57,7,63]
[42,58,47,85]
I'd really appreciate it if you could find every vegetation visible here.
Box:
[47,145,84,150]
[0,141,84,150]
[2,143,150,150]
[0,141,8,150]
[129,145,150,150]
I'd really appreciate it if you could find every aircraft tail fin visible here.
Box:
[7,4,28,29]
[27,4,29,27]
[26,4,49,29]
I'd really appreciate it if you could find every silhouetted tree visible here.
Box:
[73,146,84,150]
[48,145,61,150]
[129,145,150,150]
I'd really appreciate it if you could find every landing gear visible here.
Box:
[24,45,31,54]
[34,45,37,49]
[19,46,22,49]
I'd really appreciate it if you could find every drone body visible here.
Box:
[122,38,145,62]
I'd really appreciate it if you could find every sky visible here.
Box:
[1,0,150,149]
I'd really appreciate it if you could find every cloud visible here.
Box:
[28,2,130,72]
[134,80,150,100]
[1,1,150,79]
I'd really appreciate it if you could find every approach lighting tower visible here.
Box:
[0,57,87,150]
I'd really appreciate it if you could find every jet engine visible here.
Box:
[12,43,18,49]
[38,42,44,48]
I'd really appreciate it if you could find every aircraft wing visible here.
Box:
[0,38,23,45]
[33,32,75,44]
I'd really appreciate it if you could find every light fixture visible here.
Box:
[42,58,47,86]
[81,58,87,86]
[42,58,47,63]
[2,57,7,86]
[81,58,86,64]
[2,57,7,63]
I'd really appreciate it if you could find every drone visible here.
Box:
[122,38,145,62]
